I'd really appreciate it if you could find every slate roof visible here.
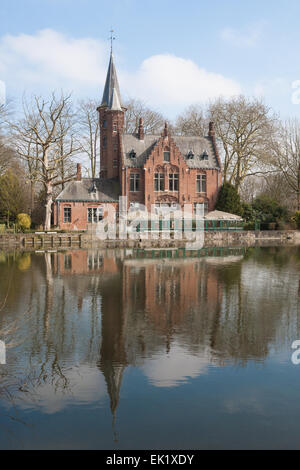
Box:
[122,134,220,169]
[101,52,123,111]
[56,178,120,202]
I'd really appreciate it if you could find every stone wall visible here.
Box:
[0,230,299,250]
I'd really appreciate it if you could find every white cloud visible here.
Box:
[0,29,241,112]
[0,29,107,93]
[13,364,107,414]
[0,80,5,105]
[141,344,213,388]
[122,54,241,108]
[220,22,266,48]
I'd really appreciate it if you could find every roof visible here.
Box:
[204,210,243,221]
[101,53,123,111]
[56,178,120,202]
[122,134,220,169]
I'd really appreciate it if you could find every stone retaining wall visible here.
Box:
[0,230,299,250]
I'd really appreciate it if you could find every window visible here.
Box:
[197,174,207,193]
[64,254,72,270]
[63,207,71,223]
[113,159,118,168]
[130,173,140,192]
[113,123,117,132]
[194,202,208,215]
[88,207,104,223]
[103,136,107,148]
[169,173,179,192]
[103,120,107,129]
[154,173,164,191]
[88,254,103,270]
[164,151,170,162]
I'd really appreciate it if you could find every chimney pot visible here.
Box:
[77,163,82,181]
[163,121,168,137]
[209,121,215,137]
[138,117,144,140]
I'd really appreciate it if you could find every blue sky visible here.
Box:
[1,0,300,118]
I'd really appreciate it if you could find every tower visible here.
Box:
[97,52,125,180]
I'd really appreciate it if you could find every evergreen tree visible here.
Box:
[215,182,242,215]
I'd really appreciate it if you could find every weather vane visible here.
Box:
[109,29,116,52]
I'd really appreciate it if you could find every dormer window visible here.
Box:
[201,151,209,160]
[187,150,194,159]
[129,149,136,159]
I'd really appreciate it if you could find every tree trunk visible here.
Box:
[44,183,53,231]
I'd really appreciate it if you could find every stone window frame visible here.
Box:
[63,207,71,223]
[154,172,165,192]
[130,173,140,192]
[196,173,207,194]
[163,151,170,162]
[169,173,179,192]
[87,207,104,223]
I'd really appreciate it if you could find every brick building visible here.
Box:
[54,52,222,231]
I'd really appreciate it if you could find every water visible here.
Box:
[0,246,300,449]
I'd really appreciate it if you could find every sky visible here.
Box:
[1,0,300,119]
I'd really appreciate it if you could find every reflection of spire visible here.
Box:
[98,273,128,428]
[100,361,125,417]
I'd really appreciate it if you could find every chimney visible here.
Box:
[138,117,144,140]
[208,121,215,137]
[76,163,82,181]
[163,121,168,137]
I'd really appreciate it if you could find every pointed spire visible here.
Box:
[101,52,123,111]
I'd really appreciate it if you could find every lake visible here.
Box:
[0,246,300,450]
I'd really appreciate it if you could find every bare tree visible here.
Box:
[55,104,78,190]
[209,96,278,191]
[273,119,300,210]
[77,99,99,178]
[123,98,165,134]
[0,99,15,176]
[174,104,208,136]
[10,93,78,230]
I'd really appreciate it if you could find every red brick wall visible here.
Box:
[142,134,221,212]
[98,107,124,179]
[55,201,118,231]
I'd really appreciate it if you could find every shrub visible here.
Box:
[16,213,31,232]
[215,183,242,215]
[292,211,300,229]
[17,253,31,271]
[252,196,288,230]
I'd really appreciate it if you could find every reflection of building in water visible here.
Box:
[53,250,120,276]
[21,247,300,418]
[122,259,223,335]
[53,250,227,413]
